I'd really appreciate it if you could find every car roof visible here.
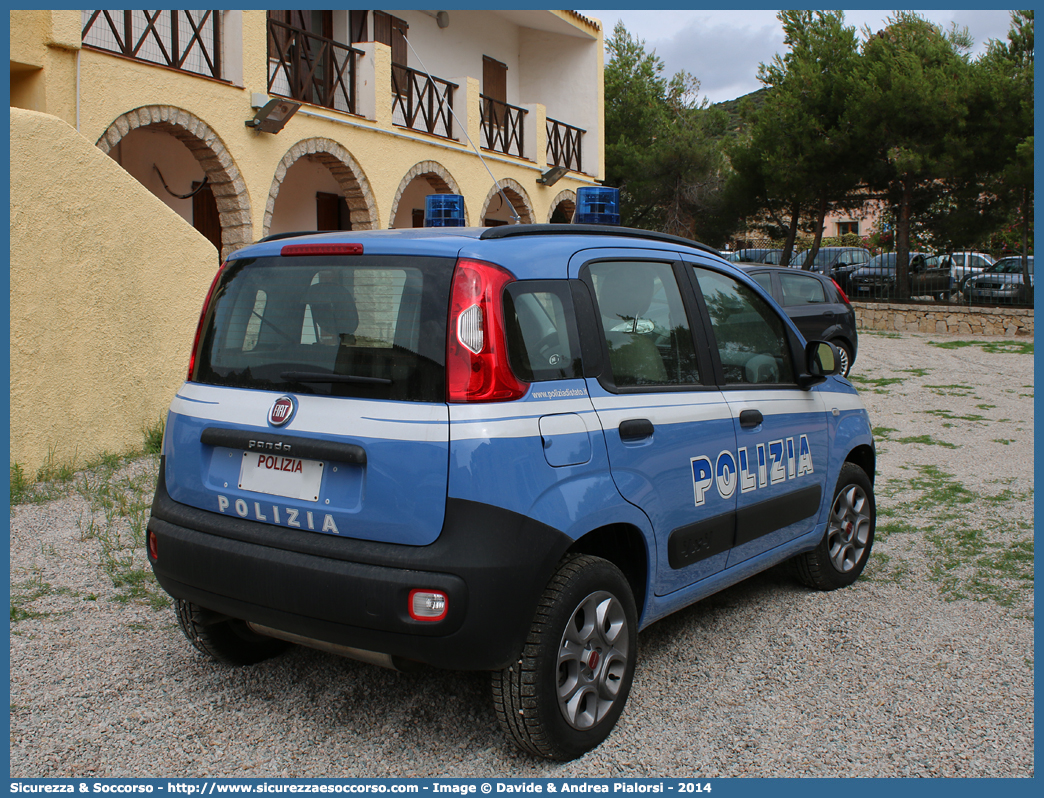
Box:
[740,264,828,278]
[232,223,723,263]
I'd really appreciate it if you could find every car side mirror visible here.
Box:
[797,340,842,389]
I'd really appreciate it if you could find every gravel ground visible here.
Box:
[10,331,1034,778]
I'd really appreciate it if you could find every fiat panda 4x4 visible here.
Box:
[147,219,875,761]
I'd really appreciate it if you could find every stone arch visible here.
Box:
[96,106,251,260]
[547,189,577,224]
[264,138,379,237]
[389,160,468,227]
[481,178,535,225]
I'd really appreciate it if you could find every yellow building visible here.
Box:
[9,9,605,472]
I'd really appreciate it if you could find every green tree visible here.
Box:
[749,11,864,267]
[603,22,730,240]
[979,11,1034,283]
[854,13,975,297]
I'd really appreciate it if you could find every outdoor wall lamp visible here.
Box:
[246,98,301,134]
[537,165,569,186]
[420,10,450,28]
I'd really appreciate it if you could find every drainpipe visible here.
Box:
[76,47,81,131]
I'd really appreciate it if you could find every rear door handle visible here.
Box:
[619,418,654,441]
[739,409,763,428]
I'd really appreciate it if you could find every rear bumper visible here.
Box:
[148,459,572,670]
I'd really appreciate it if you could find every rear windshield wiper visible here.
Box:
[280,371,392,386]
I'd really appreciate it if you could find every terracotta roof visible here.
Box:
[562,10,601,32]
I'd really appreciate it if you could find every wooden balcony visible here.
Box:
[82,10,221,79]
[267,18,360,115]
[480,96,526,158]
[391,64,456,139]
[546,117,584,174]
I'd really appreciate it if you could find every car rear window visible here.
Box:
[779,272,828,305]
[193,255,454,402]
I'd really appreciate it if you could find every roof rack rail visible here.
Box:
[479,223,720,257]
[256,230,327,244]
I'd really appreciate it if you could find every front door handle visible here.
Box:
[739,409,763,428]
[619,418,654,441]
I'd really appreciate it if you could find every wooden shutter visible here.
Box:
[350,10,368,43]
[374,11,408,63]
[375,11,409,96]
[483,56,507,104]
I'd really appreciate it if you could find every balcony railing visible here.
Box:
[547,115,588,173]
[268,19,359,115]
[480,96,526,158]
[546,117,584,174]
[391,64,456,139]
[82,10,221,79]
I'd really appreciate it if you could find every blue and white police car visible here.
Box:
[147,189,876,760]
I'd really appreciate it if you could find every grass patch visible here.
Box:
[11,425,164,508]
[895,434,957,449]
[928,339,1034,355]
[920,409,989,423]
[10,571,76,622]
[143,417,165,455]
[993,439,1015,446]
[924,383,975,396]
[9,446,80,505]
[880,465,1034,609]
[900,368,931,377]
[849,375,906,393]
[875,429,958,449]
[76,455,168,609]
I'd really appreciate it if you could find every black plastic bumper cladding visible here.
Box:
[148,459,572,671]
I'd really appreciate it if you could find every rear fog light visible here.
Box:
[147,529,158,561]
[409,589,448,622]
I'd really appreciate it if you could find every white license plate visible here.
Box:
[238,451,324,502]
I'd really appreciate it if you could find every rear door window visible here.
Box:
[194,255,454,402]
[585,260,701,388]
[779,272,828,306]
[504,281,582,382]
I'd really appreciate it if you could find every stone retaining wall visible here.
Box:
[853,302,1033,337]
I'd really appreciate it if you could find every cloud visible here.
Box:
[586,8,1019,104]
[647,15,783,101]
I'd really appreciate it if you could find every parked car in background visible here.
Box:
[798,246,871,275]
[798,247,871,292]
[726,248,782,264]
[850,252,930,299]
[916,252,993,300]
[742,265,858,376]
[963,255,1034,305]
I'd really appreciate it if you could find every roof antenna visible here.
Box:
[400,34,521,224]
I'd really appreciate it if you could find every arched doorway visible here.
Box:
[264,138,379,237]
[96,106,251,260]
[389,160,468,228]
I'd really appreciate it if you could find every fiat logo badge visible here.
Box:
[269,396,295,427]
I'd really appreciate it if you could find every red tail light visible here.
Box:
[832,278,852,307]
[188,261,227,381]
[446,258,528,403]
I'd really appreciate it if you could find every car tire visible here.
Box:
[791,463,875,591]
[832,339,854,377]
[492,554,637,761]
[175,599,291,666]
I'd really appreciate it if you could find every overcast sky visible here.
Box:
[577,8,1016,104]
